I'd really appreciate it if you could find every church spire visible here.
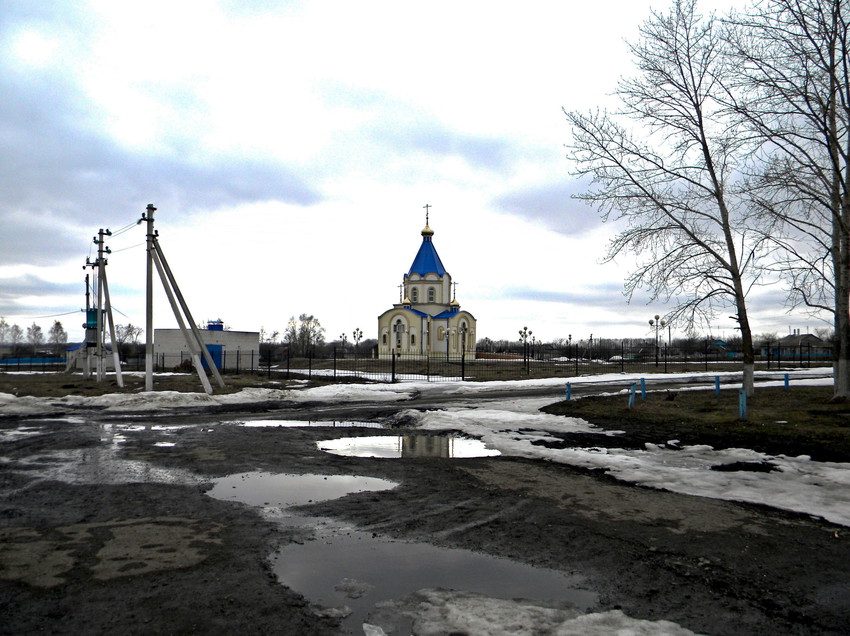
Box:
[422,203,434,237]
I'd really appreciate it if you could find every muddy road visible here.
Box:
[1,386,849,635]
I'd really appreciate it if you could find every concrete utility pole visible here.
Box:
[139,204,225,394]
[89,229,124,388]
[143,204,155,391]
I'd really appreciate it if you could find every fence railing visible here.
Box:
[0,341,832,382]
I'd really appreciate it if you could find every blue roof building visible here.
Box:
[378,213,477,358]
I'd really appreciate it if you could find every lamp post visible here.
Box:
[519,326,532,370]
[649,315,666,367]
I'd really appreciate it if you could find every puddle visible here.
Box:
[274,519,597,634]
[206,472,398,509]
[9,449,203,487]
[224,419,386,429]
[318,435,501,458]
[205,471,595,635]
[0,426,46,442]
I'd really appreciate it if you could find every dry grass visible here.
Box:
[542,385,850,462]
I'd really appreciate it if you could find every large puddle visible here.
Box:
[223,418,386,429]
[318,435,501,458]
[206,471,595,635]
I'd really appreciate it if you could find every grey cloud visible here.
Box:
[404,128,510,171]
[0,34,322,267]
[495,180,602,236]
[0,273,81,317]
[504,283,629,308]
[367,115,512,172]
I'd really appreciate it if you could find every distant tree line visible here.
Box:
[0,317,67,357]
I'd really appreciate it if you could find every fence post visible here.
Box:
[566,382,571,401]
[739,389,747,420]
[286,351,290,379]
[620,340,625,373]
[640,377,646,399]
[664,343,668,373]
[704,339,709,372]
[784,373,789,390]
[461,350,465,381]
[333,347,337,379]
[628,382,636,409]
[715,376,720,394]
[391,351,396,383]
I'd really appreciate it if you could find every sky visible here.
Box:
[0,0,827,346]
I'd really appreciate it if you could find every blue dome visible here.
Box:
[408,234,446,277]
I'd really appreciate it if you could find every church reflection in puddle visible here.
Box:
[317,435,500,459]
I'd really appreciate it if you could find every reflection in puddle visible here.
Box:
[318,435,501,459]
[206,471,594,635]
[224,419,386,429]
[275,519,596,634]
[206,472,398,509]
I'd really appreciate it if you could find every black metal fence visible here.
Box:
[272,340,832,383]
[1,340,832,382]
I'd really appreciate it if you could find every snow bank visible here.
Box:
[366,589,701,636]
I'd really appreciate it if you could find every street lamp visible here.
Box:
[519,326,532,368]
[649,314,666,367]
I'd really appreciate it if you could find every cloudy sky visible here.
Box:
[0,0,824,346]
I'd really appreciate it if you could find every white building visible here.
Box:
[377,218,476,358]
[154,320,260,371]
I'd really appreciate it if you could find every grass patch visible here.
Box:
[542,385,850,463]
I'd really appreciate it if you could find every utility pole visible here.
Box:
[88,229,124,387]
[138,204,225,394]
[143,204,156,391]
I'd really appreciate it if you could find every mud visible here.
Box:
[2,402,850,635]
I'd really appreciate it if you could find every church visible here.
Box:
[377,212,476,358]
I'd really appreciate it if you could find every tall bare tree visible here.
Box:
[283,314,325,357]
[724,0,850,397]
[564,0,763,394]
[8,324,23,354]
[26,323,44,355]
[48,320,67,357]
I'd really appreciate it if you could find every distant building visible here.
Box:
[377,216,476,358]
[762,333,832,360]
[154,320,259,370]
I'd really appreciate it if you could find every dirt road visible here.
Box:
[1,390,848,635]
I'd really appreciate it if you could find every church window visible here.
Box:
[382,334,387,345]
[411,288,419,302]
[428,287,435,302]
[411,334,415,346]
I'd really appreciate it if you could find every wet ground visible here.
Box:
[2,386,850,635]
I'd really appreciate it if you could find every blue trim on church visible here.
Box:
[407,235,446,277]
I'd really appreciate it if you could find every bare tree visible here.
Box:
[723,0,850,397]
[26,323,44,355]
[48,321,68,357]
[8,324,23,354]
[0,317,8,344]
[283,314,325,357]
[564,0,763,394]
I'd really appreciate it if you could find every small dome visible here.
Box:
[421,223,434,237]
[450,298,460,307]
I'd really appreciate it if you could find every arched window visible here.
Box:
[411,288,419,302]
[382,334,387,345]
[411,334,415,346]
[428,287,435,302]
